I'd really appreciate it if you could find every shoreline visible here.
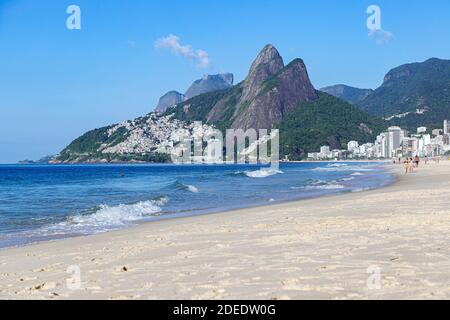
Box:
[1,161,450,299]
[0,162,393,250]
[12,159,390,165]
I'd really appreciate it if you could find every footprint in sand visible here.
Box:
[17,276,37,282]
[31,282,57,291]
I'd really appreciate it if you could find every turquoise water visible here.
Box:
[0,162,394,248]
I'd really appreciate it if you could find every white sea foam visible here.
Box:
[175,181,199,193]
[351,172,364,176]
[313,165,374,172]
[291,179,346,191]
[186,185,199,193]
[305,184,345,190]
[245,169,283,178]
[42,197,168,235]
[327,163,348,168]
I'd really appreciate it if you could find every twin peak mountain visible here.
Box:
[163,44,318,130]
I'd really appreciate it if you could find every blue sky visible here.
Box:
[1,0,449,163]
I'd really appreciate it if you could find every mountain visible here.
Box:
[154,73,234,113]
[155,91,185,113]
[51,114,186,163]
[357,58,450,129]
[277,92,384,160]
[320,84,373,105]
[53,44,385,163]
[168,44,318,131]
[185,73,234,99]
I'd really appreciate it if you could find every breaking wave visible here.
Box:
[312,165,374,172]
[291,179,347,191]
[174,181,199,193]
[40,197,169,235]
[244,169,284,178]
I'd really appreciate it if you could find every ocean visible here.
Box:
[0,162,394,248]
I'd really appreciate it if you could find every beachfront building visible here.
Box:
[347,141,359,153]
[388,126,404,158]
[417,127,427,134]
[319,146,331,159]
[307,120,450,160]
[378,133,388,158]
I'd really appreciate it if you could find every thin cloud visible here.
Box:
[154,34,210,68]
[368,29,394,45]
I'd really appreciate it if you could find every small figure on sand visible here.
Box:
[403,157,419,174]
[409,158,415,173]
[403,159,409,174]
[415,155,420,168]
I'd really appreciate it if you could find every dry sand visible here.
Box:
[1,161,450,300]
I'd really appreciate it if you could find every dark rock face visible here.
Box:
[206,45,317,130]
[320,84,373,105]
[240,44,285,102]
[232,58,317,130]
[155,91,185,113]
[185,73,234,99]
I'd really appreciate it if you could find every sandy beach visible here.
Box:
[1,161,450,300]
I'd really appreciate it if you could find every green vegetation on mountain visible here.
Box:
[277,92,385,160]
[358,58,450,131]
[165,84,244,133]
[59,126,112,155]
[168,89,387,160]
[165,89,229,123]
[55,151,170,163]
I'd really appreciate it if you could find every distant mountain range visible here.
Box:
[322,58,450,131]
[320,85,373,105]
[154,73,234,113]
[51,45,450,163]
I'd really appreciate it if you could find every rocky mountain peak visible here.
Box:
[241,44,285,102]
[155,91,185,113]
[185,73,234,99]
[249,44,284,74]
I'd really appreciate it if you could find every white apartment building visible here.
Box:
[347,141,359,152]
[308,120,450,160]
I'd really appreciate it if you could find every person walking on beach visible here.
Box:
[410,158,416,173]
[404,159,409,174]
[415,155,420,168]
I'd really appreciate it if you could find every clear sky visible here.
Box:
[1,0,449,163]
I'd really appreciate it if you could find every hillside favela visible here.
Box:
[2,0,450,307]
